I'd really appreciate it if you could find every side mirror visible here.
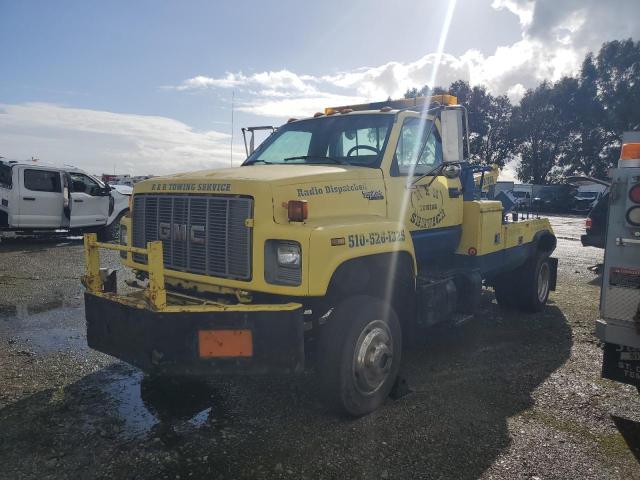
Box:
[440,109,464,162]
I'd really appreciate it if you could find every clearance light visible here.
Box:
[287,200,308,222]
[287,118,298,124]
[340,108,353,114]
[313,112,324,117]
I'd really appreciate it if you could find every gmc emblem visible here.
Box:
[159,222,205,244]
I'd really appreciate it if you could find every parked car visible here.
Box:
[581,190,609,249]
[0,160,129,240]
[573,190,603,213]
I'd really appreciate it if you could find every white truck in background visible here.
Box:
[0,160,129,240]
[596,132,640,392]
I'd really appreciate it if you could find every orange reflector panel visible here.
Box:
[198,330,253,358]
[621,143,640,161]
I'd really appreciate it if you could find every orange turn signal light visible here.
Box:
[621,143,640,161]
[287,200,308,222]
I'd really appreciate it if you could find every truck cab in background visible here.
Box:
[597,132,640,390]
[0,160,129,240]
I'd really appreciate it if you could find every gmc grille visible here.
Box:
[131,194,253,280]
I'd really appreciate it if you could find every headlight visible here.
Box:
[119,224,127,259]
[277,243,301,266]
[265,240,301,286]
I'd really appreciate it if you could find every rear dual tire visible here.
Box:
[318,295,402,416]
[494,252,552,312]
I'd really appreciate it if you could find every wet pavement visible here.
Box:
[0,216,639,479]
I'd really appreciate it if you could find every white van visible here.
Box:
[0,160,129,240]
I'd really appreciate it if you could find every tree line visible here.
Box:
[405,39,640,184]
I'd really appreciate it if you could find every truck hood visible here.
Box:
[133,165,388,224]
[155,164,381,186]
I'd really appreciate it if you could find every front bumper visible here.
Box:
[86,292,305,376]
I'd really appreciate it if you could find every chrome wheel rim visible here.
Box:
[537,262,550,303]
[352,320,393,395]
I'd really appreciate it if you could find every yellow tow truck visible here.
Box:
[82,95,557,415]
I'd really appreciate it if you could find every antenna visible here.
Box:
[230,90,235,167]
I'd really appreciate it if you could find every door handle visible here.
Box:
[74,199,84,203]
[23,197,36,201]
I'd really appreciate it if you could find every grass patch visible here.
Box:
[519,408,629,459]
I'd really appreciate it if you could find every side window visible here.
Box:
[0,164,12,188]
[393,118,442,176]
[24,169,62,193]
[70,173,100,195]
[257,130,311,161]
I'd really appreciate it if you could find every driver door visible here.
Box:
[385,114,463,262]
[69,173,109,228]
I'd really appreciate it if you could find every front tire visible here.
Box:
[317,295,402,416]
[98,211,125,242]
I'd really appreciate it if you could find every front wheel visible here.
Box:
[317,295,402,416]
[97,211,125,242]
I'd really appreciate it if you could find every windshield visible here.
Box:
[243,114,394,167]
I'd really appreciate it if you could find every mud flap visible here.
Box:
[548,257,558,291]
[602,343,640,388]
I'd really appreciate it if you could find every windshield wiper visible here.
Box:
[283,155,346,165]
[243,159,273,165]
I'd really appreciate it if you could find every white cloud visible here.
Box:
[491,0,534,27]
[0,103,244,176]
[172,0,640,118]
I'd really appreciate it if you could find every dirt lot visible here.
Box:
[0,216,639,479]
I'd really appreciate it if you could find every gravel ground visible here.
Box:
[0,216,638,479]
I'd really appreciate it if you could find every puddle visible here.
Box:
[101,369,219,438]
[102,371,158,437]
[0,300,86,354]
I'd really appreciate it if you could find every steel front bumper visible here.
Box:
[85,292,305,376]
[81,233,304,376]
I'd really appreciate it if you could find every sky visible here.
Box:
[1,0,639,178]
